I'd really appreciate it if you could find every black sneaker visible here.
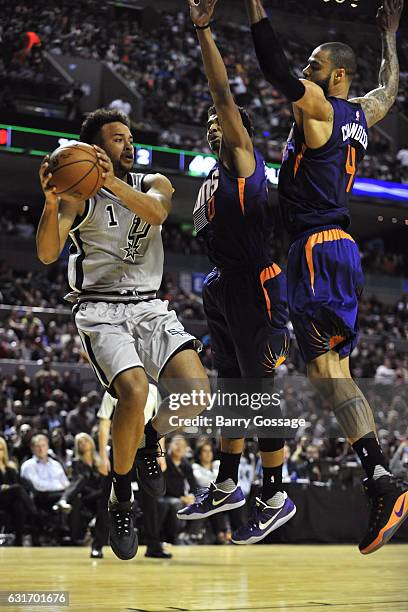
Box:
[359,475,408,555]
[108,500,138,560]
[144,545,172,559]
[90,547,103,559]
[135,444,166,497]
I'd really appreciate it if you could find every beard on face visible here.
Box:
[314,74,331,97]
[112,157,130,178]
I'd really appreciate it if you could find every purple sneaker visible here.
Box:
[177,481,245,520]
[232,493,296,544]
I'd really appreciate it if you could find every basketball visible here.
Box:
[47,142,105,200]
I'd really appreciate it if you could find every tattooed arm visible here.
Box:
[349,0,403,128]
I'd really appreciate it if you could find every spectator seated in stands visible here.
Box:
[44,400,63,431]
[375,357,396,386]
[390,438,408,480]
[20,434,71,515]
[66,396,94,436]
[49,427,73,473]
[296,444,324,482]
[160,435,198,545]
[59,433,104,545]
[9,365,32,401]
[192,439,219,487]
[0,436,37,546]
[11,423,34,467]
[191,439,230,544]
[282,442,298,482]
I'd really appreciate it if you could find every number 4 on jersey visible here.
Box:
[345,145,356,193]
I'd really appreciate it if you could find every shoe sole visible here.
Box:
[231,505,297,545]
[360,491,408,555]
[177,498,246,520]
[110,533,138,561]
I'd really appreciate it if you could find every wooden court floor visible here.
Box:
[1,544,407,612]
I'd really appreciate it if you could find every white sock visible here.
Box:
[215,479,236,493]
[266,491,286,509]
[373,465,392,481]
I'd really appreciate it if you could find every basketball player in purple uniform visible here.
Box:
[246,0,407,553]
[177,0,296,544]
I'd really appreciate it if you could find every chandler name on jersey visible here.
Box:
[279,98,369,238]
[67,173,163,296]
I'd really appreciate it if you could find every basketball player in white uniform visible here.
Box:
[37,109,209,560]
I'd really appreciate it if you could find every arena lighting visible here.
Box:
[1,124,408,202]
[0,127,11,146]
[352,178,408,202]
[188,155,217,176]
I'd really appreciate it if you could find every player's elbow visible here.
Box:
[210,84,233,105]
[150,207,169,226]
[37,247,59,265]
[143,204,169,226]
[38,255,58,265]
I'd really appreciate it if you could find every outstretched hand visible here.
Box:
[377,0,404,33]
[187,0,218,28]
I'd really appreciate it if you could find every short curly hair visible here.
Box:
[80,108,130,144]
[207,104,254,138]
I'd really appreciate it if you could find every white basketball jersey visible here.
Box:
[67,173,163,296]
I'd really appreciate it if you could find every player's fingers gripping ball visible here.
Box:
[92,145,114,176]
[47,142,105,200]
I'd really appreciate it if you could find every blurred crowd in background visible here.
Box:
[1,1,408,181]
[1,0,408,550]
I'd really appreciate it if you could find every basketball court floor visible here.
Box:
[1,544,407,611]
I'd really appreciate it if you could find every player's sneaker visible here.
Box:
[231,492,296,544]
[177,481,245,520]
[359,475,408,555]
[108,500,138,560]
[135,442,166,498]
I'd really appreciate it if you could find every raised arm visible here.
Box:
[349,0,403,128]
[245,0,332,121]
[188,0,254,176]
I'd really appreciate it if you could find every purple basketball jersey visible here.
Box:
[279,97,369,238]
[193,150,274,269]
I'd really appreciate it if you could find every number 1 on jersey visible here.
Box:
[345,144,356,193]
[106,204,119,227]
